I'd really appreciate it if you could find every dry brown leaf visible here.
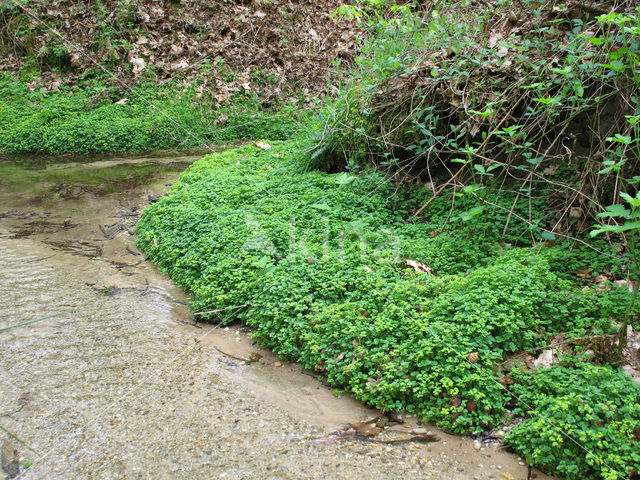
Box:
[543,164,560,176]
[314,362,327,373]
[488,31,503,46]
[615,279,636,292]
[254,141,272,150]
[533,349,555,369]
[405,259,434,274]
[575,267,591,278]
[569,207,583,219]
[129,56,146,75]
[352,421,382,437]
[15,0,361,104]
[499,376,514,387]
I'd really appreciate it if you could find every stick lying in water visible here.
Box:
[0,310,74,333]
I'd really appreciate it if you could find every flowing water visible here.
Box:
[0,153,555,480]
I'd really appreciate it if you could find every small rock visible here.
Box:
[274,362,282,367]
[412,427,428,434]
[473,440,482,451]
[254,141,271,150]
[500,473,516,480]
[1,439,20,478]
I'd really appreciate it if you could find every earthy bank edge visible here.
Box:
[137,140,640,480]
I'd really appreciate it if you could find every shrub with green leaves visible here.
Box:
[137,142,640,479]
[318,1,640,247]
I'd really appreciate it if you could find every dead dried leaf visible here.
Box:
[499,376,514,387]
[405,259,434,274]
[129,56,146,75]
[615,279,635,292]
[352,421,382,437]
[569,207,583,219]
[488,31,503,46]
[543,164,560,176]
[575,267,591,278]
[533,349,554,369]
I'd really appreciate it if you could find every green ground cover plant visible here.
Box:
[5,0,636,476]
[0,74,305,155]
[137,141,640,479]
[507,364,640,480]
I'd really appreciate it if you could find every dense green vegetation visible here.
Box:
[317,0,640,244]
[3,0,639,478]
[508,364,640,479]
[137,141,640,480]
[0,74,304,154]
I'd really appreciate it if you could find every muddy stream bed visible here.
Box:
[0,153,555,480]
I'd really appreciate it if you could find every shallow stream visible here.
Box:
[0,153,555,479]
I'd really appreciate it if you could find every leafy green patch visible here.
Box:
[507,365,640,480]
[0,75,305,154]
[137,142,640,479]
